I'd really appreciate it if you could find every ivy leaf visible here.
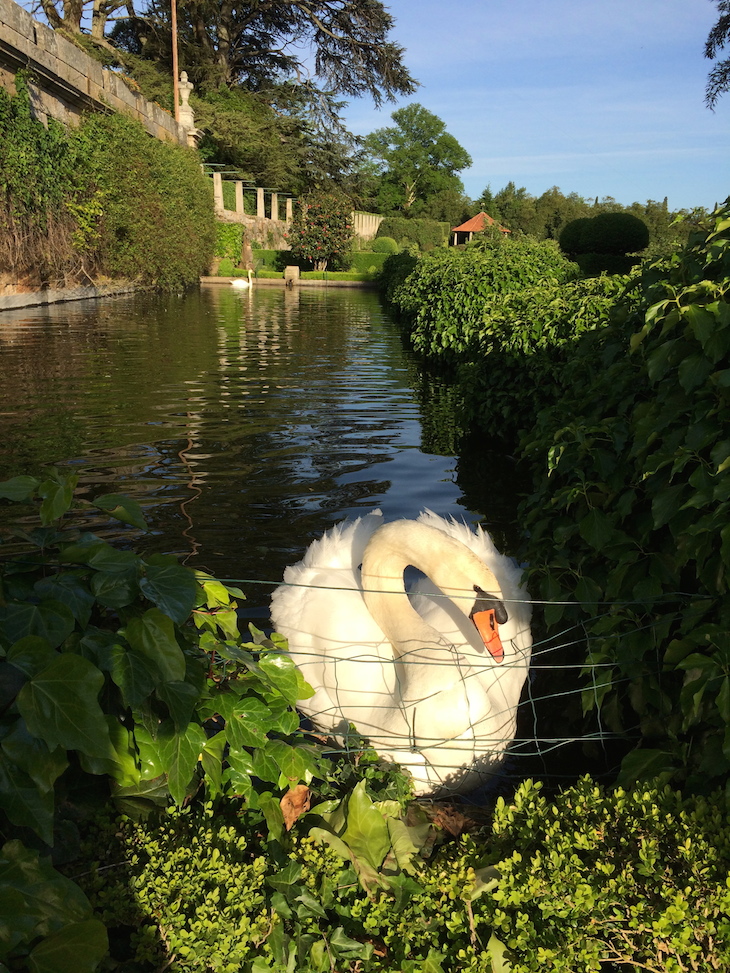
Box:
[617,748,675,786]
[34,574,95,628]
[92,493,147,531]
[109,644,159,707]
[90,571,137,610]
[158,680,200,730]
[28,919,108,973]
[140,558,197,624]
[0,761,55,845]
[124,609,186,683]
[157,722,206,805]
[265,739,311,783]
[200,731,225,796]
[6,637,58,678]
[225,698,270,750]
[0,475,40,501]
[17,654,112,759]
[0,601,75,651]
[258,652,302,706]
[0,839,94,929]
[78,716,140,787]
[1,720,68,794]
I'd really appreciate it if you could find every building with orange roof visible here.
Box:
[451,212,510,245]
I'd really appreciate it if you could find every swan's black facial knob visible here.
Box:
[470,585,508,663]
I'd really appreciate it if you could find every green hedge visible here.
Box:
[519,203,730,790]
[377,217,451,251]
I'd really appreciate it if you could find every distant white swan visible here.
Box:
[270,509,532,795]
[231,269,253,289]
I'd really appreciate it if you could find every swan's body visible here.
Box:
[231,269,253,289]
[270,510,532,795]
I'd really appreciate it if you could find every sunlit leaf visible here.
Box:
[157,722,206,805]
[341,780,390,871]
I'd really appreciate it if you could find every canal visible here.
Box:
[0,284,520,624]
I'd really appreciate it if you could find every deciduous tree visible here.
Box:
[361,103,472,217]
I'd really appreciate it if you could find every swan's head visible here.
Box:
[469,584,509,663]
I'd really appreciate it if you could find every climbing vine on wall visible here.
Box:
[0,75,215,288]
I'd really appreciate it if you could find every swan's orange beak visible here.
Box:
[472,608,504,663]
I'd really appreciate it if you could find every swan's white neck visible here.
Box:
[361,520,503,682]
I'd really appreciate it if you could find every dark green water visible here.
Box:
[0,285,519,619]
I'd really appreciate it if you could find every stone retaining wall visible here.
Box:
[0,0,189,144]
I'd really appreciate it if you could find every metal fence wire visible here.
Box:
[222,575,679,798]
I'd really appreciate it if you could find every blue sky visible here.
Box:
[342,0,730,212]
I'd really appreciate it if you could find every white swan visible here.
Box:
[270,509,532,796]
[231,269,253,289]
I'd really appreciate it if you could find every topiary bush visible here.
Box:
[371,236,400,253]
[390,237,579,351]
[287,191,353,271]
[560,212,649,258]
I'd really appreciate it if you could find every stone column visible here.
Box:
[257,187,265,219]
[235,181,244,217]
[271,193,279,222]
[213,172,224,212]
[285,198,293,223]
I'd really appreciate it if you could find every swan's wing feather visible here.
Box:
[269,510,392,730]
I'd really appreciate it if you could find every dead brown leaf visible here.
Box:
[280,784,311,831]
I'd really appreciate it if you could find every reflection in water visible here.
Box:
[0,286,507,618]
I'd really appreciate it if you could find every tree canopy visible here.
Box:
[705,0,730,108]
[360,103,472,218]
[109,0,417,102]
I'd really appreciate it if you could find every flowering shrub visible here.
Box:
[287,191,353,271]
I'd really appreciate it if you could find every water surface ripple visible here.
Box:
[0,286,492,615]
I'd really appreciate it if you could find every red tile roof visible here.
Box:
[451,212,509,233]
